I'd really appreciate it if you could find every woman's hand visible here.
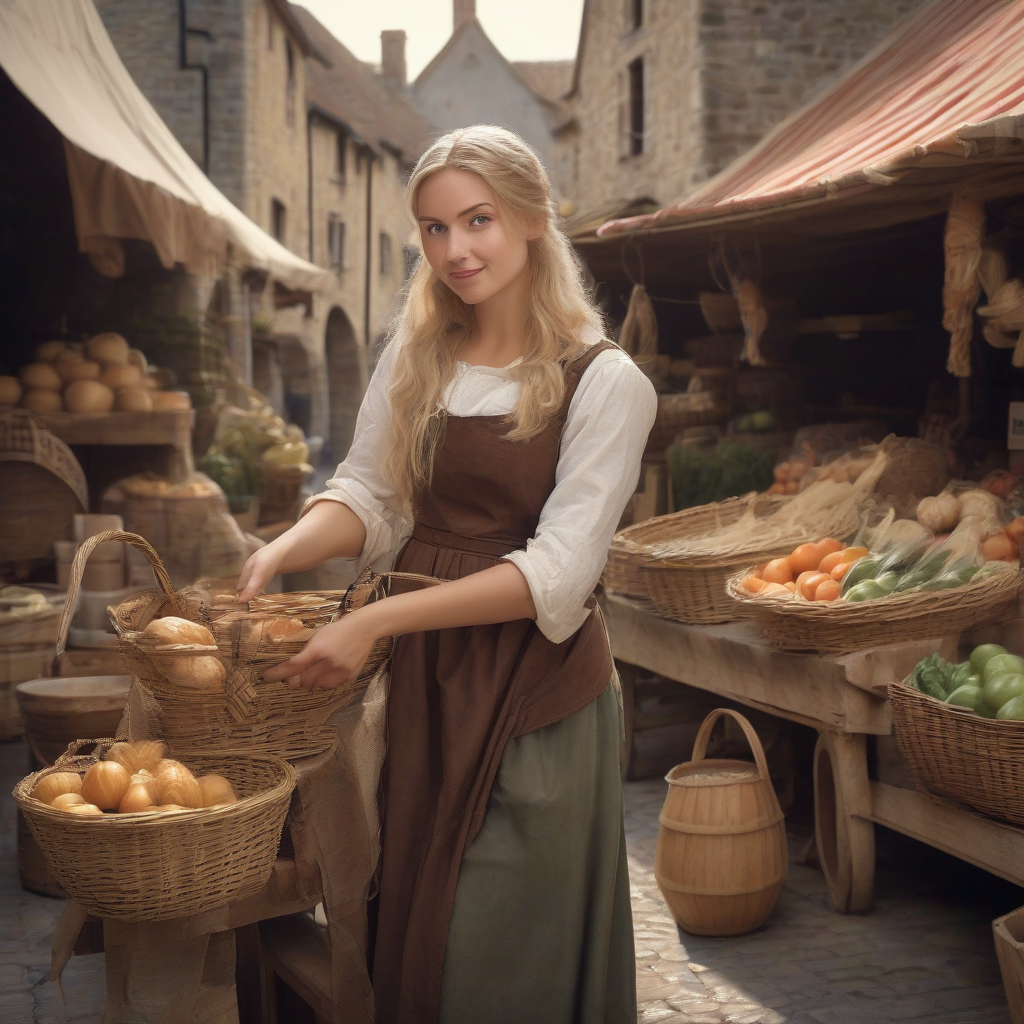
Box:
[236,543,285,603]
[262,613,377,689]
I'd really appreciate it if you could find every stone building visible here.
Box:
[412,0,571,189]
[558,0,930,226]
[93,0,429,459]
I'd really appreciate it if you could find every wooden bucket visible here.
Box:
[15,675,130,767]
[654,708,788,936]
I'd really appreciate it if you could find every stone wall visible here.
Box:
[697,0,929,180]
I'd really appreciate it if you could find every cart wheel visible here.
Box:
[813,731,875,914]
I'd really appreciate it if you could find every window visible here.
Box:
[402,244,419,283]
[285,39,295,127]
[628,57,644,156]
[631,0,643,29]
[379,232,392,276]
[335,133,347,183]
[328,215,346,269]
[271,199,286,242]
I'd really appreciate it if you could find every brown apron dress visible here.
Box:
[372,341,635,1023]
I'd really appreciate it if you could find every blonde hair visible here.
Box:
[383,125,604,507]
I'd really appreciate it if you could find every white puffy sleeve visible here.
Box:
[303,340,411,573]
[502,349,658,643]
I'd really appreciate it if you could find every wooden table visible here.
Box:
[602,592,1024,914]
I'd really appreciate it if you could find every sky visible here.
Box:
[295,0,586,80]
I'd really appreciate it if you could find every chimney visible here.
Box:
[381,30,407,88]
[453,0,475,32]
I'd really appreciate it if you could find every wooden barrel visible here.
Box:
[654,708,788,936]
[15,675,129,766]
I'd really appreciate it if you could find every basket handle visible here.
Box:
[691,708,774,786]
[384,571,445,593]
[55,530,180,663]
[52,737,117,767]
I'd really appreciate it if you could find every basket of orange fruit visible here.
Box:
[727,530,1022,654]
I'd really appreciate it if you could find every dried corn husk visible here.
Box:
[982,323,1018,349]
[978,242,1008,303]
[619,284,658,364]
[942,194,985,377]
[978,278,1024,331]
[733,278,768,367]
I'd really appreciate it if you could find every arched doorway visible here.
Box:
[325,306,363,463]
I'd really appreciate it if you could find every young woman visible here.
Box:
[238,125,657,1024]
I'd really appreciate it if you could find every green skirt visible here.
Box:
[438,677,636,1024]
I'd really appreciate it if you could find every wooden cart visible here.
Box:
[602,592,1024,914]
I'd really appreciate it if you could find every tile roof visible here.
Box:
[511,60,575,105]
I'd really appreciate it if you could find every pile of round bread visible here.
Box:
[0,333,191,414]
[30,739,237,815]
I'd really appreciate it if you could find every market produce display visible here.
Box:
[666,439,773,511]
[0,334,191,414]
[28,739,239,815]
[905,644,1024,720]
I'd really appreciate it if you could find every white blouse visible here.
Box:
[306,336,658,643]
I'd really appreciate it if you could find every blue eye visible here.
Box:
[426,223,446,236]
[470,215,490,227]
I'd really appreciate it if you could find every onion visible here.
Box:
[161,655,227,691]
[143,616,215,646]
[99,363,143,390]
[57,358,101,384]
[51,793,86,810]
[36,340,69,362]
[64,380,115,414]
[20,362,62,390]
[104,739,168,775]
[151,389,192,410]
[32,772,82,805]
[85,332,130,365]
[198,774,237,807]
[155,804,189,813]
[0,376,23,406]
[119,779,158,813]
[20,389,62,413]
[81,761,131,810]
[154,761,203,808]
[66,804,104,816]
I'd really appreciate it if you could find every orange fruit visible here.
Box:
[818,550,846,575]
[761,582,791,598]
[797,571,830,600]
[783,581,796,592]
[762,558,793,585]
[814,578,841,602]
[840,546,868,563]
[790,543,824,575]
[742,575,767,594]
[818,538,843,557]
[830,562,851,581]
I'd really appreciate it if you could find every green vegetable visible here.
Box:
[946,685,993,716]
[982,672,1024,711]
[950,662,978,691]
[841,557,882,594]
[892,550,951,592]
[750,410,778,432]
[909,652,956,699]
[845,580,888,602]
[667,440,774,512]
[874,571,899,595]
[971,644,1008,677]
[998,695,1024,720]
[983,653,1024,683]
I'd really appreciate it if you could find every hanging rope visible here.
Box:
[942,190,985,378]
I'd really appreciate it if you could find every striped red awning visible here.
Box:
[597,0,1024,239]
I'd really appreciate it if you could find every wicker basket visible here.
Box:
[14,737,294,921]
[633,495,794,624]
[0,410,87,563]
[259,463,310,525]
[889,681,1024,828]
[57,531,393,761]
[727,563,1022,654]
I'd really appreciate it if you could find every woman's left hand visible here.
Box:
[262,613,377,689]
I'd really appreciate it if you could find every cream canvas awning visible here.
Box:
[0,0,331,292]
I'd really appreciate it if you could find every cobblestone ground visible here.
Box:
[2,737,1021,1022]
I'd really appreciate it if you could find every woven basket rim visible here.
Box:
[889,679,1024,733]
[726,562,1022,622]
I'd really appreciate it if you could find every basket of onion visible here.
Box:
[726,520,1022,654]
[57,531,392,762]
[13,737,294,921]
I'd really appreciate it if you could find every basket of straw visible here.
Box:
[889,681,1024,827]
[13,737,295,921]
[58,532,394,761]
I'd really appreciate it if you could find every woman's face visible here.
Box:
[416,168,538,306]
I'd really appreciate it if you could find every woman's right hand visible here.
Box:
[236,542,286,603]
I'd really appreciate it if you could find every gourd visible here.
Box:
[114,387,153,412]
[198,774,237,807]
[143,616,215,646]
[85,332,130,365]
[51,793,87,810]
[32,772,82,805]
[19,362,62,391]
[20,389,63,413]
[64,380,115,414]
[81,761,131,810]
[154,760,203,808]
[0,376,22,406]
[99,363,143,390]
[916,493,961,533]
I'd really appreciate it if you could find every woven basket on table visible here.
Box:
[726,563,1022,654]
[889,682,1024,828]
[57,531,395,761]
[629,494,793,624]
[13,737,295,921]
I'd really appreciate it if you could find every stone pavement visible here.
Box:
[1,734,1020,1022]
